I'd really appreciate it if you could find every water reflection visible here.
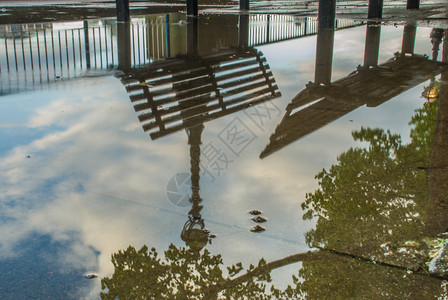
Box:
[116,15,286,250]
[1,11,448,300]
[0,14,360,95]
[260,23,448,158]
[426,31,448,237]
[100,243,280,299]
[101,22,448,299]
[300,26,448,275]
[119,31,281,138]
[297,68,448,297]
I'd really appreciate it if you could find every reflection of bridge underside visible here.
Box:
[120,47,281,139]
[260,54,448,158]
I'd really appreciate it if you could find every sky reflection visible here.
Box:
[0,13,445,298]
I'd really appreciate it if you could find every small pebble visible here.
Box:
[248,209,262,215]
[250,225,265,233]
[251,216,267,223]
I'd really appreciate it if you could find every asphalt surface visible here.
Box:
[0,0,447,28]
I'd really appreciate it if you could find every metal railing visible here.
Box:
[0,14,363,95]
[248,15,361,46]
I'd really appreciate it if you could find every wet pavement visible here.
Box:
[1,2,448,299]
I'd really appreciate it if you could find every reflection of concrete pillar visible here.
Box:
[117,22,131,70]
[187,0,198,16]
[116,0,130,22]
[83,21,91,69]
[431,29,444,61]
[401,24,416,55]
[240,0,249,10]
[187,16,198,56]
[314,0,336,84]
[425,29,448,236]
[363,22,381,67]
[318,0,336,30]
[315,28,334,85]
[406,0,419,9]
[368,0,383,19]
[239,14,249,47]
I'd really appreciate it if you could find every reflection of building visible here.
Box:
[260,24,448,158]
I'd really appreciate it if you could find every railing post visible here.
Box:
[266,15,270,44]
[407,0,419,9]
[116,0,130,22]
[83,21,91,69]
[368,0,383,19]
[166,14,171,57]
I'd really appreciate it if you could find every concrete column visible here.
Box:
[363,22,381,67]
[187,16,198,56]
[117,22,131,70]
[314,28,335,85]
[187,0,198,16]
[240,0,249,11]
[318,0,336,30]
[368,0,383,19]
[407,0,419,9]
[116,0,130,22]
[238,14,249,47]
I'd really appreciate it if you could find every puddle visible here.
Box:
[0,11,448,299]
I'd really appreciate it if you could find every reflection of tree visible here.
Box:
[100,241,446,299]
[101,78,448,299]
[100,100,446,298]
[100,243,323,299]
[100,244,225,299]
[301,100,438,267]
[289,251,444,299]
[289,84,448,298]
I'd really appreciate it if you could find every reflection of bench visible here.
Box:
[260,54,448,158]
[120,47,281,139]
